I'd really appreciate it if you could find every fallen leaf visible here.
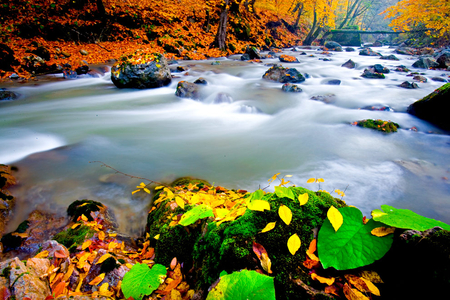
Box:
[287,233,301,255]
[82,240,92,250]
[343,283,370,300]
[170,257,177,270]
[252,242,272,274]
[175,196,185,209]
[345,274,380,296]
[71,223,81,229]
[371,227,395,237]
[96,253,112,264]
[99,282,114,297]
[279,205,292,225]
[54,249,68,258]
[359,270,384,284]
[298,193,308,205]
[247,200,270,211]
[62,264,75,282]
[303,258,320,269]
[325,285,340,296]
[34,250,49,259]
[260,222,276,233]
[311,273,335,286]
[327,206,343,232]
[52,281,66,298]
[307,178,316,183]
[89,273,105,285]
[98,231,105,241]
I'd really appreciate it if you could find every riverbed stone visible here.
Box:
[311,94,336,104]
[431,77,448,82]
[262,64,306,83]
[380,54,399,61]
[373,64,390,73]
[0,89,18,101]
[324,79,341,85]
[175,81,201,100]
[324,41,342,51]
[436,52,450,68]
[361,68,385,79]
[9,257,51,299]
[213,92,233,103]
[359,47,381,56]
[400,81,419,89]
[395,47,415,55]
[279,54,299,63]
[407,83,450,130]
[413,75,427,82]
[345,47,355,52]
[394,65,410,72]
[341,59,356,69]
[281,83,302,92]
[412,57,439,69]
[111,53,172,89]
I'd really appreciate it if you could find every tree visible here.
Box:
[211,0,230,50]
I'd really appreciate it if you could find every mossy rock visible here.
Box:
[53,224,95,252]
[67,199,104,222]
[354,119,399,133]
[1,220,29,252]
[146,184,346,299]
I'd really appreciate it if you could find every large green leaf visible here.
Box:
[206,270,275,300]
[274,186,296,201]
[372,205,450,231]
[121,263,167,300]
[179,204,214,226]
[318,207,393,270]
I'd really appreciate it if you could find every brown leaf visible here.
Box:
[343,283,370,300]
[54,249,68,258]
[170,257,177,270]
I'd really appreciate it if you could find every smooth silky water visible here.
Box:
[1,46,449,234]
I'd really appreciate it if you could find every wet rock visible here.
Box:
[436,52,450,68]
[431,77,448,82]
[0,165,16,236]
[372,64,390,74]
[76,65,90,75]
[373,40,383,47]
[8,257,51,299]
[413,75,427,82]
[9,73,19,79]
[281,83,302,93]
[175,81,201,100]
[341,59,356,69]
[63,69,78,79]
[0,43,20,71]
[361,105,393,112]
[400,81,419,89]
[210,61,221,65]
[242,46,261,60]
[353,119,399,133]
[324,41,342,51]
[412,57,439,69]
[111,53,172,89]
[262,64,306,83]
[380,54,399,61]
[324,79,341,85]
[240,53,250,61]
[279,54,299,63]
[359,47,381,56]
[194,77,208,85]
[345,47,355,52]
[394,65,410,72]
[267,51,279,58]
[0,89,18,101]
[310,94,336,104]
[320,58,332,61]
[361,68,385,79]
[213,92,233,103]
[395,47,415,55]
[407,83,450,130]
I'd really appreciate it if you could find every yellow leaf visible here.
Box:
[214,208,230,219]
[260,252,272,274]
[247,200,271,211]
[63,264,75,282]
[371,227,395,237]
[71,223,81,229]
[298,193,308,206]
[306,178,316,183]
[96,253,112,264]
[82,240,92,250]
[317,178,324,183]
[327,206,343,232]
[260,222,276,233]
[99,282,114,297]
[89,273,105,285]
[279,205,292,225]
[175,196,185,209]
[34,250,49,259]
[108,241,119,251]
[154,234,160,240]
[81,214,88,221]
[359,270,384,284]
[360,277,380,296]
[371,210,388,218]
[126,263,133,269]
[268,173,281,182]
[285,175,293,178]
[311,273,335,286]
[287,233,301,255]
[343,283,370,300]
[164,188,174,199]
[155,185,165,190]
[98,231,105,241]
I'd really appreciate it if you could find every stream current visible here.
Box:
[1,46,449,234]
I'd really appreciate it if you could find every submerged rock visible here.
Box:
[361,68,386,79]
[279,54,299,63]
[361,105,394,112]
[324,79,341,85]
[324,41,343,51]
[281,83,302,93]
[359,48,381,56]
[213,92,233,103]
[345,47,355,52]
[400,81,419,89]
[407,83,450,130]
[175,81,201,100]
[412,57,439,69]
[262,64,306,83]
[395,65,410,72]
[311,94,336,104]
[413,75,427,83]
[353,119,399,133]
[372,64,390,74]
[380,54,399,61]
[111,53,172,89]
[0,89,18,101]
[341,59,356,69]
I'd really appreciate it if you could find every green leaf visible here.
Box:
[318,207,393,270]
[248,189,264,202]
[206,269,275,300]
[121,263,167,300]
[274,186,295,201]
[179,204,214,226]
[372,205,450,231]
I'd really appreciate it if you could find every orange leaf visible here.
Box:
[96,253,112,264]
[89,273,105,286]
[303,258,320,269]
[371,227,395,237]
[54,249,68,258]
[52,281,66,298]
[98,231,106,241]
[34,250,49,259]
[311,273,335,286]
[325,285,340,296]
[62,264,75,282]
[82,240,92,250]
[343,283,370,300]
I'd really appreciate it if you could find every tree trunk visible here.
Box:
[294,2,304,29]
[211,0,230,50]
[303,8,317,45]
[95,0,106,16]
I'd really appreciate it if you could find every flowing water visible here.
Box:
[1,46,449,234]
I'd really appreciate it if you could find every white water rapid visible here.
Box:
[1,46,449,234]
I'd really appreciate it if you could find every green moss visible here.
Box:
[1,266,11,278]
[355,119,399,133]
[1,220,30,251]
[67,199,103,222]
[416,83,450,104]
[53,225,95,252]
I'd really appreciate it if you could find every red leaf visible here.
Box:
[0,287,11,300]
[252,241,268,259]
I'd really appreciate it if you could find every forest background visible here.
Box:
[0,0,449,79]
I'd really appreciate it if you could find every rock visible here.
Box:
[194,77,208,85]
[372,64,390,73]
[76,65,90,75]
[341,59,356,69]
[400,81,419,89]
[320,58,332,61]
[394,65,410,72]
[361,68,386,79]
[412,57,439,69]
[417,47,434,55]
[281,83,302,93]
[380,54,399,61]
[262,64,306,83]
[61,50,71,57]
[372,40,383,47]
[310,94,336,104]
[244,46,261,60]
[210,61,221,65]
[63,70,78,79]
[353,119,399,133]
[359,48,381,56]
[0,43,20,71]
[240,53,250,61]
[30,45,51,61]
[175,81,201,100]
[279,54,299,63]
[324,79,341,85]
[213,92,233,103]
[407,83,450,130]
[80,49,89,55]
[395,47,414,55]
[436,52,450,68]
[361,105,393,112]
[0,89,18,101]
[111,53,172,89]
[413,75,427,83]
[431,77,448,82]
[8,257,51,299]
[9,73,19,79]
[345,47,355,52]
[324,41,343,51]
[267,51,279,58]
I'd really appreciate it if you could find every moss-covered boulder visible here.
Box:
[407,83,450,131]
[263,64,306,83]
[111,53,172,89]
[354,119,399,133]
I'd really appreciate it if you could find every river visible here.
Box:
[1,46,449,235]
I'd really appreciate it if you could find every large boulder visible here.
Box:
[111,53,172,89]
[341,59,356,69]
[407,83,450,130]
[324,41,343,51]
[262,64,306,83]
[359,47,381,56]
[175,81,201,100]
[436,51,450,68]
[412,57,439,69]
[0,89,18,101]
[241,46,261,61]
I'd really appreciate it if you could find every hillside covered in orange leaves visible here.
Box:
[0,0,306,79]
